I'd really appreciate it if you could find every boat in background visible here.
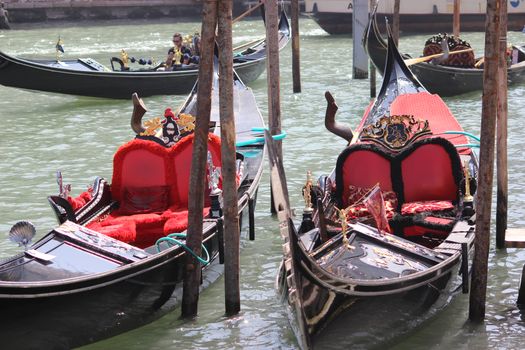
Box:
[0,66,266,348]
[364,6,525,96]
[305,0,525,35]
[0,11,289,99]
[269,28,478,349]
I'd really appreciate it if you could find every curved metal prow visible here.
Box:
[131,92,147,135]
[324,91,353,143]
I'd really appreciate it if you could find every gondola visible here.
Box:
[364,7,525,96]
[0,12,290,99]
[0,64,266,349]
[268,28,478,349]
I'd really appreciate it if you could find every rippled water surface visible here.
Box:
[1,16,525,350]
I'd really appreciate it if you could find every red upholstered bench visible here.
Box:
[86,133,222,248]
[335,137,464,239]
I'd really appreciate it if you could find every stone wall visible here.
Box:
[1,0,247,23]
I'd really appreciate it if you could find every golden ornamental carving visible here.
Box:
[359,115,431,151]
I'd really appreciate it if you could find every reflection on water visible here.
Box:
[0,17,524,350]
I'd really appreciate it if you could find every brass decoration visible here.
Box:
[336,207,355,250]
[463,161,474,203]
[140,117,162,136]
[177,113,196,133]
[303,171,313,212]
[360,115,431,151]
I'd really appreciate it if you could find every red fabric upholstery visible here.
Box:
[403,224,452,237]
[390,92,471,155]
[163,207,210,236]
[169,133,222,206]
[340,150,392,207]
[401,144,458,203]
[86,220,137,242]
[92,134,222,246]
[67,189,93,211]
[401,200,455,215]
[112,139,170,203]
[346,185,397,220]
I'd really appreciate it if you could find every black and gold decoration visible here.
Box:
[359,115,431,151]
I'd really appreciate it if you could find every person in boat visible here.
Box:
[165,32,192,70]
[0,2,10,30]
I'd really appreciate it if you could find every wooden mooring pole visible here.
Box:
[453,0,461,37]
[291,0,301,93]
[353,0,368,79]
[393,0,400,46]
[369,0,376,98]
[217,0,242,315]
[181,0,218,318]
[266,0,281,214]
[496,0,508,249]
[469,0,501,322]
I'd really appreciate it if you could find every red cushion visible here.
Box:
[112,139,170,203]
[345,185,397,220]
[119,185,170,215]
[340,150,392,207]
[401,144,458,203]
[401,200,455,215]
[67,189,93,211]
[169,133,222,207]
[162,207,210,235]
[86,220,137,243]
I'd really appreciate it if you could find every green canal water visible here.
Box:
[1,17,525,350]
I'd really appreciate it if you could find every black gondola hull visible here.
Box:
[0,54,267,99]
[364,10,525,96]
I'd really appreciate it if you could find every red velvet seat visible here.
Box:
[89,133,222,248]
[335,137,464,239]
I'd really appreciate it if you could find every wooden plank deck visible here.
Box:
[504,228,525,248]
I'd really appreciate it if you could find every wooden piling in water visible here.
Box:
[291,0,301,93]
[217,0,242,316]
[453,0,461,37]
[469,0,501,322]
[181,0,218,318]
[369,0,376,97]
[393,0,400,46]
[496,0,508,249]
[352,0,368,79]
[370,61,376,98]
[265,0,282,214]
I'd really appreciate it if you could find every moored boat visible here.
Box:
[364,7,525,96]
[0,66,266,349]
[305,0,525,35]
[269,28,478,349]
[0,11,290,99]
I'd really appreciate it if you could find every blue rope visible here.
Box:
[442,131,481,142]
[455,143,480,148]
[236,131,287,147]
[156,233,210,265]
